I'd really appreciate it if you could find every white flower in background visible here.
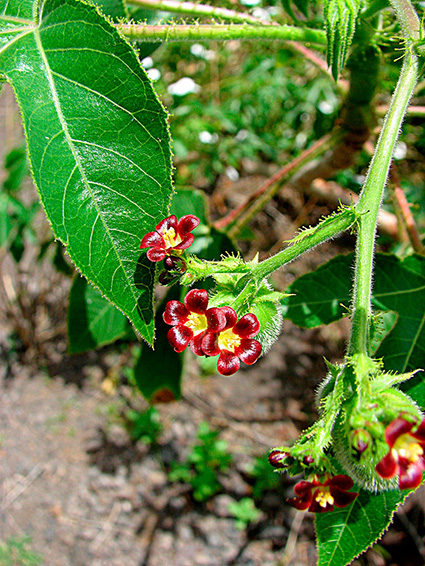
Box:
[141,56,153,69]
[190,44,216,60]
[168,77,201,96]
[199,131,219,144]
[147,68,161,81]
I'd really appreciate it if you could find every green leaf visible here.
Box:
[0,0,173,344]
[133,285,183,402]
[281,253,425,407]
[281,0,309,20]
[67,275,134,353]
[281,253,352,328]
[324,0,360,79]
[316,488,407,566]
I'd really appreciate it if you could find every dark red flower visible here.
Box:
[287,475,358,513]
[201,307,262,376]
[376,417,425,489]
[140,215,200,262]
[163,289,226,355]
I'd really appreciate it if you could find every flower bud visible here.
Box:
[268,449,289,469]
[164,256,186,273]
[350,428,370,455]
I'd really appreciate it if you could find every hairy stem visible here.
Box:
[252,207,357,281]
[119,23,327,44]
[349,52,418,356]
[127,0,270,24]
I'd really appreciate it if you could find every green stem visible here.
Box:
[388,0,421,40]
[349,52,418,356]
[118,23,327,44]
[127,0,269,24]
[252,207,357,281]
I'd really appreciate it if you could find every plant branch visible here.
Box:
[118,22,327,44]
[127,0,271,25]
[214,133,334,233]
[389,164,424,253]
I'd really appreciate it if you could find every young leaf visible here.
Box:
[68,275,134,353]
[324,0,361,79]
[0,0,173,344]
[316,487,406,566]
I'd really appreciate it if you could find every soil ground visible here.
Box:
[1,84,425,566]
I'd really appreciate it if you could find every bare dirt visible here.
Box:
[1,84,425,566]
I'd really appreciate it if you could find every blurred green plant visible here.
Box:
[125,406,163,445]
[227,497,261,530]
[0,536,43,566]
[168,421,233,501]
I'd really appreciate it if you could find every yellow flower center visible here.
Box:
[315,488,334,508]
[217,329,241,353]
[162,227,182,249]
[185,313,208,335]
[394,434,423,462]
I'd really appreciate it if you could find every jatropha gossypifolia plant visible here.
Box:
[1,0,425,563]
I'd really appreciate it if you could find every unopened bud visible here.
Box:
[164,256,186,273]
[303,455,315,465]
[159,271,175,285]
[350,429,371,454]
[268,449,288,469]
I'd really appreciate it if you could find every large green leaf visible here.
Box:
[324,0,360,79]
[316,487,406,566]
[68,275,134,353]
[0,0,173,344]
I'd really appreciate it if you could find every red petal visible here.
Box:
[327,475,354,490]
[177,214,200,235]
[399,462,424,490]
[329,486,358,508]
[217,350,240,376]
[206,308,227,332]
[385,418,414,447]
[147,248,166,262]
[185,289,209,314]
[167,326,192,353]
[140,231,165,249]
[411,418,425,442]
[220,306,238,330]
[376,452,398,479]
[287,496,311,511]
[294,480,315,498]
[233,313,260,338]
[174,233,195,250]
[201,333,220,356]
[190,332,205,356]
[156,215,177,233]
[236,339,262,365]
[163,300,189,325]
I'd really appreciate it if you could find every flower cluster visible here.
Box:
[140,214,200,262]
[163,289,262,376]
[287,475,358,513]
[376,416,425,490]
